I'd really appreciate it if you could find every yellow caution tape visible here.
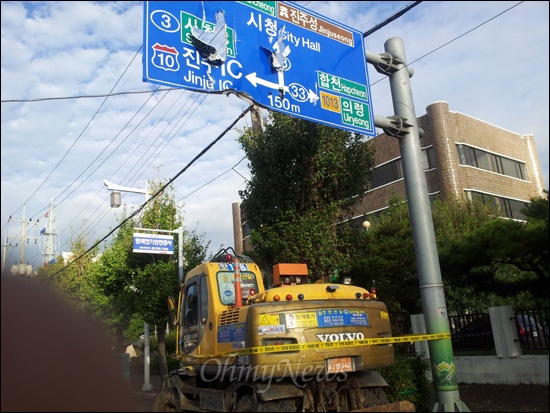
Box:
[188,332,450,359]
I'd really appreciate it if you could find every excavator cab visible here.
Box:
[272,263,309,287]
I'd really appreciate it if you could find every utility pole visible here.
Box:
[3,205,39,275]
[232,202,243,255]
[232,104,263,255]
[41,201,58,266]
[2,234,18,274]
[250,104,263,136]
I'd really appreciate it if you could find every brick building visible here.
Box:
[346,101,545,226]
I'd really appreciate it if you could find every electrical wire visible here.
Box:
[51,105,253,276]
[4,46,145,223]
[1,1,528,270]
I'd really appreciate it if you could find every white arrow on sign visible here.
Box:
[308,89,319,104]
[245,72,289,93]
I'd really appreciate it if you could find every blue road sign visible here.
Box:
[133,233,174,254]
[143,1,375,136]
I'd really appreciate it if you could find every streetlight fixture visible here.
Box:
[110,191,122,208]
[103,179,154,392]
[103,179,151,205]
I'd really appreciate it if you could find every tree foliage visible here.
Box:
[237,109,548,318]
[342,192,549,328]
[343,195,421,332]
[438,192,549,308]
[98,180,175,376]
[33,176,210,379]
[238,111,376,280]
[96,179,208,377]
[35,229,110,325]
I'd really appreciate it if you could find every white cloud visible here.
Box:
[2,1,548,272]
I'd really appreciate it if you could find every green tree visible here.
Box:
[522,189,549,225]
[184,229,209,269]
[438,192,549,309]
[97,214,139,352]
[430,196,504,312]
[100,180,182,378]
[344,196,420,333]
[98,178,209,378]
[238,111,376,280]
[343,193,543,328]
[35,229,110,326]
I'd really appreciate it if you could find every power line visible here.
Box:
[363,1,423,38]
[2,1,529,268]
[3,46,145,224]
[52,105,253,277]
[0,88,175,104]
[178,156,248,203]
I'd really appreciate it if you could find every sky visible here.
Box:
[1,1,549,273]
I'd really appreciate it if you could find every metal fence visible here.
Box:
[449,312,494,351]
[514,308,549,350]
[449,308,549,352]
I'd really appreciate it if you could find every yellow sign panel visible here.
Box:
[320,91,341,113]
[294,312,318,327]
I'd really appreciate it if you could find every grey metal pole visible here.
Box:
[142,181,153,392]
[382,37,468,412]
[103,179,155,392]
[178,226,184,283]
[142,321,153,391]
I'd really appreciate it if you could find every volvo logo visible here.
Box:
[316,332,365,342]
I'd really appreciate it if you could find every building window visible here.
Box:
[242,220,251,238]
[429,192,440,203]
[465,190,528,220]
[370,158,403,189]
[370,148,435,190]
[423,146,436,170]
[457,144,527,180]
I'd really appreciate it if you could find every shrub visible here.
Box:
[377,350,434,411]
[165,330,177,355]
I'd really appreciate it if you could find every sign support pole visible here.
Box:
[133,226,183,391]
[371,37,469,412]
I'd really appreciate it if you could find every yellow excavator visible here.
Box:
[154,248,408,412]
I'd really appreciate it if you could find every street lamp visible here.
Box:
[103,179,151,206]
[104,179,154,392]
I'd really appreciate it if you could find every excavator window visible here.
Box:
[217,271,258,306]
[184,283,199,326]
[200,275,208,323]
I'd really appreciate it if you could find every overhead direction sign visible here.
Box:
[133,233,174,254]
[143,1,376,136]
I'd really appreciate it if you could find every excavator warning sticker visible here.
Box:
[258,325,286,335]
[259,314,280,325]
[316,309,369,327]
[258,314,285,335]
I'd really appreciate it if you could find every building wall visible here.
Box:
[454,355,549,385]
